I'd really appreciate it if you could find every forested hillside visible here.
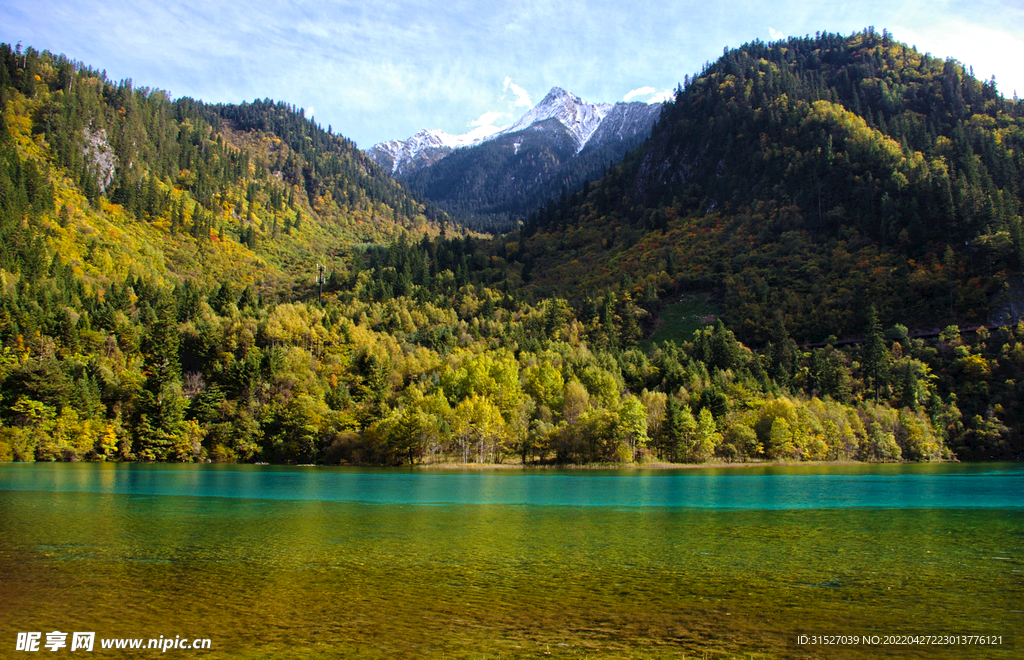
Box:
[517,29,1024,335]
[3,45,440,289]
[0,37,1017,466]
[492,29,1024,458]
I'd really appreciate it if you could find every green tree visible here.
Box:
[768,313,795,386]
[137,296,188,460]
[617,395,649,461]
[523,362,564,410]
[660,397,696,462]
[690,407,721,462]
[862,306,889,402]
[451,394,506,464]
[562,379,590,425]
[768,417,796,460]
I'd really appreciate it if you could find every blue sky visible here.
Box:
[4,1,1023,148]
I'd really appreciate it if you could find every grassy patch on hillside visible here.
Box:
[642,296,719,349]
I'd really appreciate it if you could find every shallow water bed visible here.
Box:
[1,464,1020,659]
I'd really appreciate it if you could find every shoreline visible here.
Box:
[370,458,957,470]
[1,458,968,469]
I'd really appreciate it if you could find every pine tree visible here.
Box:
[862,306,889,403]
[768,313,795,386]
[137,295,187,460]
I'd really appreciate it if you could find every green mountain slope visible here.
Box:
[0,38,1015,465]
[3,46,441,295]
[517,29,1024,340]
[485,29,1022,459]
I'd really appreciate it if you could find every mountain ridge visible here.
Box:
[372,87,662,230]
[366,87,660,179]
[499,87,611,151]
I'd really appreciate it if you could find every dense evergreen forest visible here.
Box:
[517,28,1024,331]
[0,33,1019,466]
[482,29,1023,459]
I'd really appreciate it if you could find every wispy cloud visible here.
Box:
[625,86,673,103]
[647,89,675,103]
[471,110,506,127]
[2,0,1021,147]
[503,77,532,108]
[624,86,656,102]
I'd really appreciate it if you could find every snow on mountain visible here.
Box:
[496,87,611,151]
[365,137,440,177]
[578,102,662,155]
[368,122,507,176]
[367,87,662,176]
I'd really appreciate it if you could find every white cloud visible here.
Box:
[6,0,1024,148]
[624,86,656,102]
[304,106,315,119]
[462,124,503,142]
[503,76,532,108]
[470,110,505,127]
[624,86,673,103]
[294,20,330,39]
[647,88,675,103]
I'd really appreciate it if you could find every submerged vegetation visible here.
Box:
[0,33,1019,466]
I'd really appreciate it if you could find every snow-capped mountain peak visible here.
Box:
[499,87,611,151]
[367,126,499,175]
[366,87,659,176]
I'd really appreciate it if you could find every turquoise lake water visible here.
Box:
[1,462,1021,659]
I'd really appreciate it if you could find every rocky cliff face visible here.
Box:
[579,102,662,156]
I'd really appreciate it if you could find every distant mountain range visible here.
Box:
[367,88,663,229]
